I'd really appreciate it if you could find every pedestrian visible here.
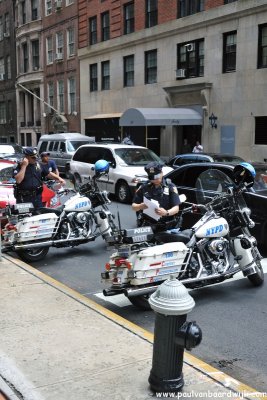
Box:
[122,133,134,145]
[192,141,203,153]
[181,138,192,154]
[13,147,44,209]
[40,152,65,185]
[132,161,181,230]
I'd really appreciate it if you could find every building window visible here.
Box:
[32,40,39,70]
[48,82,54,113]
[258,24,267,69]
[145,50,157,84]
[67,28,75,57]
[21,1,26,24]
[7,56,11,79]
[22,42,28,73]
[0,57,4,77]
[46,0,52,16]
[124,2,134,35]
[101,61,110,90]
[255,117,267,144]
[123,55,134,87]
[178,0,204,18]
[56,32,64,58]
[68,78,76,113]
[66,0,74,4]
[4,13,10,35]
[46,36,53,64]
[0,17,3,41]
[31,0,38,20]
[223,31,236,73]
[57,80,64,113]
[89,16,97,45]
[90,63,98,92]
[101,12,110,42]
[0,102,6,124]
[146,0,158,28]
[177,39,204,78]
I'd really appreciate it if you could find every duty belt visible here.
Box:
[17,186,43,196]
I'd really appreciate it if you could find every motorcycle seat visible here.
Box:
[155,229,193,244]
[37,206,64,216]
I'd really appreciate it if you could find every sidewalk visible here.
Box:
[0,255,265,400]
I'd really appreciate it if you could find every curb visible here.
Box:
[2,254,266,399]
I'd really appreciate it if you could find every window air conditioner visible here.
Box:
[55,53,63,61]
[185,43,195,52]
[176,69,186,79]
[0,73,5,81]
[55,0,62,9]
[3,32,10,38]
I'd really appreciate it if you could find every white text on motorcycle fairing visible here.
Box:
[133,227,152,234]
[206,225,223,236]
[164,252,174,258]
[75,201,89,209]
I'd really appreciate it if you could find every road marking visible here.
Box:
[97,260,267,307]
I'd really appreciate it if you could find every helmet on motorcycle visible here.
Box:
[94,159,109,176]
[233,162,256,188]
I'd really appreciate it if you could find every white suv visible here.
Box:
[69,144,173,203]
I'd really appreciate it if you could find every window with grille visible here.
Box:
[90,63,98,92]
[223,31,236,73]
[178,0,204,18]
[123,55,134,87]
[145,50,157,84]
[258,24,267,69]
[89,16,97,45]
[67,28,75,57]
[146,0,157,28]
[68,78,76,113]
[124,2,134,34]
[58,80,64,113]
[177,39,204,78]
[101,61,110,90]
[101,12,110,42]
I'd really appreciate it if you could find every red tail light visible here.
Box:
[114,258,132,270]
[105,263,111,270]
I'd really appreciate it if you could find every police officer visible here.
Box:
[13,147,45,209]
[40,152,65,185]
[132,161,181,228]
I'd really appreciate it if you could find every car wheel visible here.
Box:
[116,181,131,203]
[74,174,82,191]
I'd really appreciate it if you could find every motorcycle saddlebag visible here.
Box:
[15,213,58,242]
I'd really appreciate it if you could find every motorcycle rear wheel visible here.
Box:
[17,247,49,263]
[247,260,264,286]
[128,295,151,311]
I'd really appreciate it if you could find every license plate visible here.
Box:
[132,234,147,242]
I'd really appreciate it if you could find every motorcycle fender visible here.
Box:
[233,235,257,272]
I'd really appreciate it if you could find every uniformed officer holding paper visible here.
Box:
[132,161,181,229]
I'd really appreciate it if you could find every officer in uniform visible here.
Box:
[40,152,65,185]
[13,147,45,209]
[132,161,181,229]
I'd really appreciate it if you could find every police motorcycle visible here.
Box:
[1,160,119,263]
[101,162,264,310]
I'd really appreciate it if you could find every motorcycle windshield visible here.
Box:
[195,169,234,204]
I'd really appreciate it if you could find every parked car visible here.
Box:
[0,160,16,214]
[37,133,95,176]
[69,144,173,203]
[0,144,24,162]
[166,153,244,168]
[165,162,267,251]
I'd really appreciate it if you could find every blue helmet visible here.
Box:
[94,159,109,176]
[233,162,256,188]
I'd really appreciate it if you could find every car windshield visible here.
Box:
[67,141,92,152]
[0,144,23,157]
[0,164,15,183]
[253,166,267,192]
[115,148,162,166]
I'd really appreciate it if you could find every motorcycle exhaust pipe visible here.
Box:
[13,236,92,250]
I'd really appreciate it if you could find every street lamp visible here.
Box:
[209,113,218,129]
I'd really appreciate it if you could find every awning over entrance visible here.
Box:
[119,108,202,126]
[85,113,122,119]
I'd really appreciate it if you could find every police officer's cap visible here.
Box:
[23,147,38,157]
[144,161,163,180]
[41,152,50,157]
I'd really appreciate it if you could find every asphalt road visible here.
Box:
[28,200,267,392]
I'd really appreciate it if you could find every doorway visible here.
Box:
[177,126,202,154]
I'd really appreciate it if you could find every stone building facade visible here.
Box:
[78,0,267,160]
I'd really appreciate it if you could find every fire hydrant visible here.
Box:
[148,275,202,393]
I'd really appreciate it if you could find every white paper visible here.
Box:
[143,196,160,221]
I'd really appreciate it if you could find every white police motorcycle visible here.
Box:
[102,163,264,310]
[1,160,119,262]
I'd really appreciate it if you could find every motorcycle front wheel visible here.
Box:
[247,260,264,286]
[17,247,49,263]
[128,295,151,311]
